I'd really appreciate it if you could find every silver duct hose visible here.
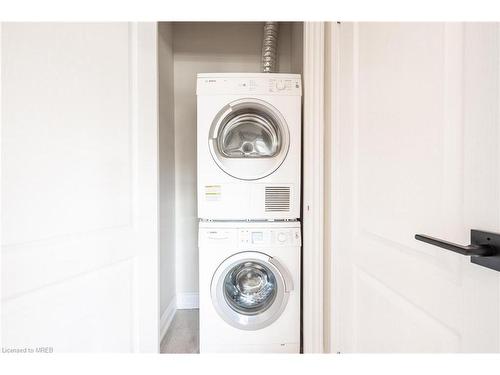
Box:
[261,22,279,73]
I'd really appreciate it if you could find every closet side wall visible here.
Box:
[158,23,176,324]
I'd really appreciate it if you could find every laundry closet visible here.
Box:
[158,22,304,353]
[5,21,500,356]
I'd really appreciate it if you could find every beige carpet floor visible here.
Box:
[160,309,199,354]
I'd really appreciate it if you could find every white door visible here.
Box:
[1,23,159,352]
[330,22,500,352]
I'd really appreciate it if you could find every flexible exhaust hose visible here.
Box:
[261,22,279,73]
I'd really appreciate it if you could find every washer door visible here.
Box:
[208,98,290,180]
[211,251,293,331]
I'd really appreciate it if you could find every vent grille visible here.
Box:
[265,186,291,212]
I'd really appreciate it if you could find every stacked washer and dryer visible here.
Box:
[197,71,302,353]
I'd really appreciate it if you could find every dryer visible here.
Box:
[198,221,301,353]
[197,73,302,220]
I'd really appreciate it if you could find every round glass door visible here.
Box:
[218,112,280,158]
[223,261,277,315]
[211,251,292,331]
[208,99,290,180]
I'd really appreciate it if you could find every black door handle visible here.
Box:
[414,234,494,256]
[415,230,500,272]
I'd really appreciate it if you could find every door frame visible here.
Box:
[131,22,160,352]
[326,21,342,354]
[302,21,326,353]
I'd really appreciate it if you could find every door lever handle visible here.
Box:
[414,234,493,256]
[414,230,500,272]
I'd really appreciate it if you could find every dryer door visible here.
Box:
[211,251,293,331]
[208,98,290,180]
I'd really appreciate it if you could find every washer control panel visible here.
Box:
[199,223,302,248]
[239,228,301,246]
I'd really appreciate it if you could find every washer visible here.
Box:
[197,73,302,221]
[198,221,301,353]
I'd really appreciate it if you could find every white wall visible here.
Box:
[171,22,301,300]
[158,23,176,326]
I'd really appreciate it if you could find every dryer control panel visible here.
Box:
[196,73,302,96]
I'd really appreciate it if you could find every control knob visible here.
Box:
[276,80,286,91]
[277,232,287,243]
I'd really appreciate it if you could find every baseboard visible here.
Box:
[176,292,199,309]
[160,296,177,342]
[160,292,199,342]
